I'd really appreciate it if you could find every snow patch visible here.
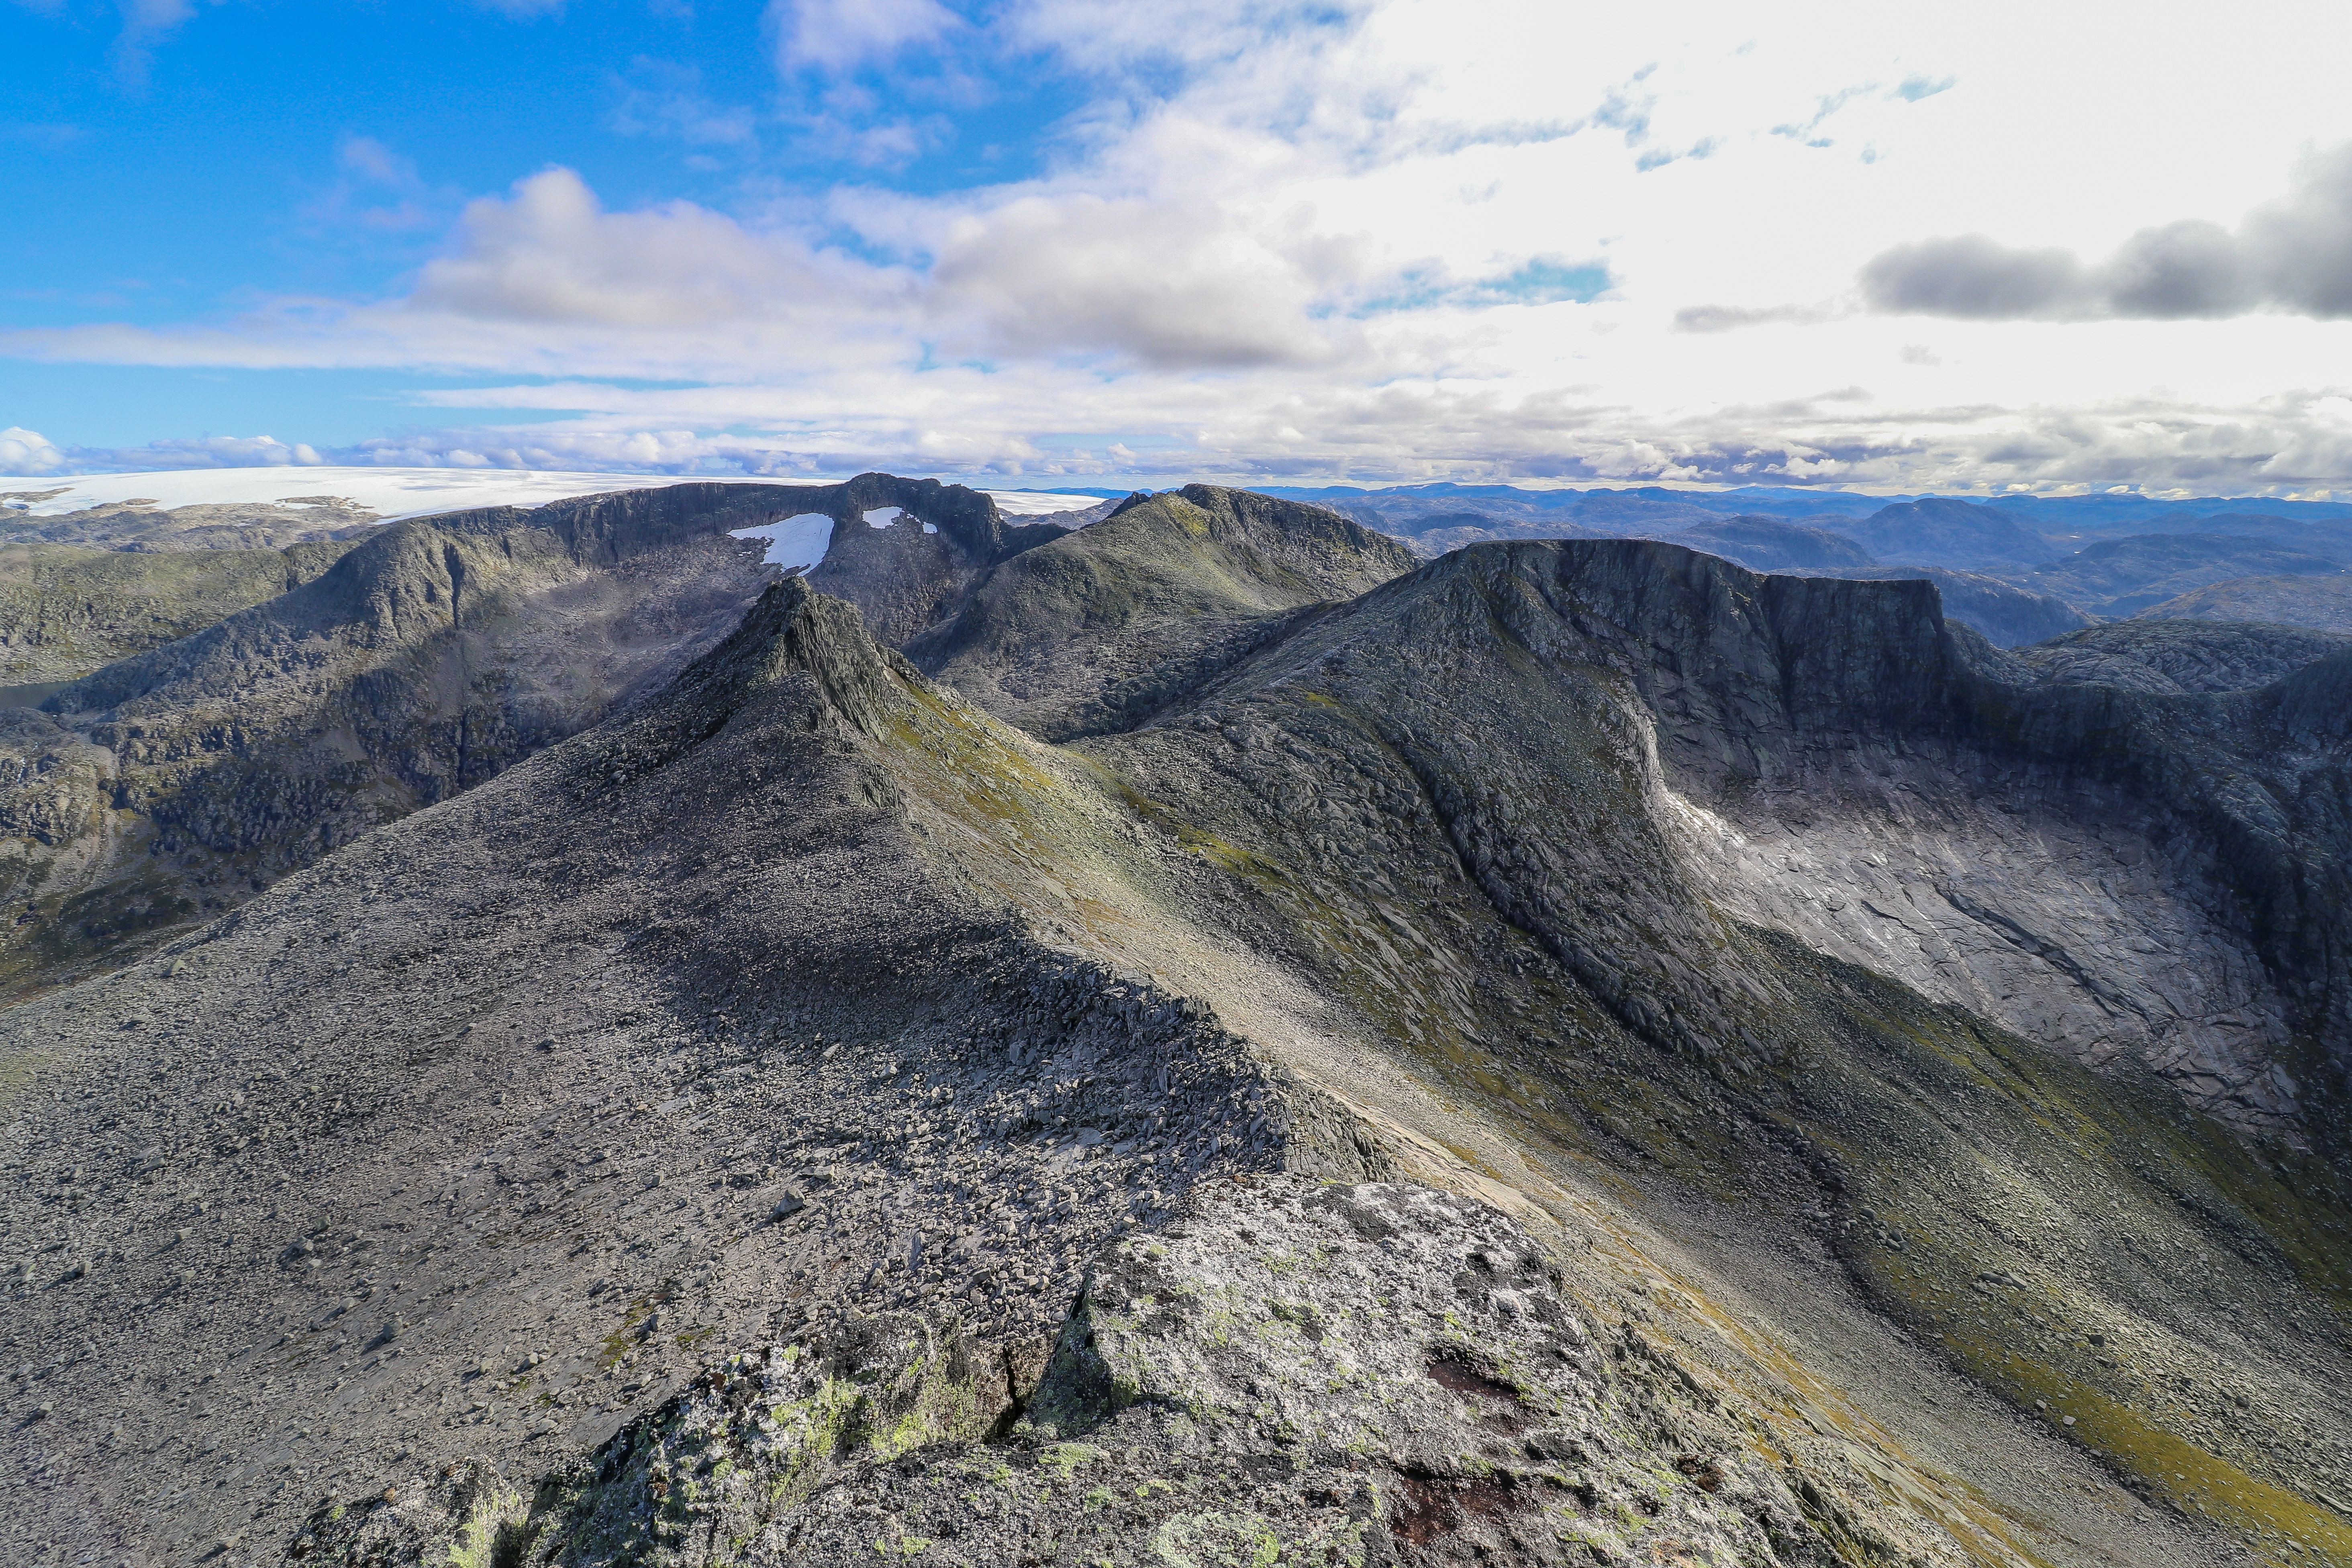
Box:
[984,490,1099,517]
[728,513,833,573]
[863,506,905,529]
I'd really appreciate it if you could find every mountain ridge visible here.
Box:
[0,481,2346,1567]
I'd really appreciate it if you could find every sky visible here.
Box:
[6,0,2352,496]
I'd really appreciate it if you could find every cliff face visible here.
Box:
[1070,536,2352,1552]
[2,490,2348,1568]
[1082,537,2344,1141]
[800,471,1068,646]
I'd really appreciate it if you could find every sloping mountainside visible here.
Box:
[0,473,1083,1000]
[0,538,359,688]
[801,472,1072,645]
[1671,516,1876,572]
[2014,621,2352,693]
[2139,573,2352,633]
[1829,498,2061,572]
[0,483,803,997]
[903,485,1414,740]
[2,494,2350,1568]
[2021,535,2349,619]
[0,492,384,551]
[1358,504,2086,647]
[1325,486,1723,542]
[2162,512,2352,556]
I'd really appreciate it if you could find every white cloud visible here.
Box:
[768,0,959,72]
[410,168,866,329]
[926,193,1345,367]
[16,0,2352,493]
[0,427,67,476]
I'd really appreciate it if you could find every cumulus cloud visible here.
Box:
[410,168,870,328]
[0,428,67,476]
[927,194,1343,368]
[1862,142,2352,321]
[0,430,322,476]
[20,1,2352,499]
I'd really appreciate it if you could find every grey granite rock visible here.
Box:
[299,1179,1989,1568]
[904,485,1414,740]
[1,492,2345,1568]
[2013,619,2352,693]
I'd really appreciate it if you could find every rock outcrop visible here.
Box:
[1,488,2347,1568]
[2013,618,2352,693]
[800,472,1071,646]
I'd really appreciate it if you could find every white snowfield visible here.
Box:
[729,514,836,572]
[0,466,1095,524]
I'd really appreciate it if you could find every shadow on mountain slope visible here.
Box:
[2,494,2348,1566]
[0,476,1057,1000]
[902,484,1414,740]
[1064,535,2352,1555]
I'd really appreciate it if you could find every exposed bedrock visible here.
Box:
[1088,536,2348,1145]
[900,483,1415,740]
[801,471,1071,647]
[306,1181,2011,1568]
[0,576,1325,1565]
[2,496,2348,1568]
[0,482,849,994]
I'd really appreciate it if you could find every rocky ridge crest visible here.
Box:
[0,483,2347,1567]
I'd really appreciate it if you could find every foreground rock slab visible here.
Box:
[302,1179,1976,1568]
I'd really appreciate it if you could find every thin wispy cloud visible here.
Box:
[768,0,960,73]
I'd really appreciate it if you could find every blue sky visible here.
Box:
[7,1,2352,495]
[4,0,1098,447]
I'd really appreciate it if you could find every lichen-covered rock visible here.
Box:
[447,1180,1958,1568]
[6,494,2346,1568]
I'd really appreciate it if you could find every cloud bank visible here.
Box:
[11,0,2352,496]
[1862,143,2352,322]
